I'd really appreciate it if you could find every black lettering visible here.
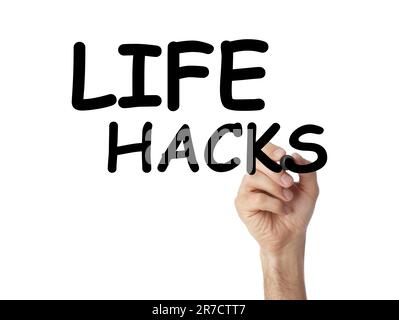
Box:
[220,39,268,111]
[108,122,152,173]
[118,44,162,108]
[247,122,281,174]
[168,41,214,111]
[205,123,242,172]
[158,124,199,172]
[72,42,117,110]
[285,124,327,173]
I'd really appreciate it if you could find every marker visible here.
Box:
[280,155,294,171]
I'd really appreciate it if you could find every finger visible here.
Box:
[261,142,285,160]
[256,143,294,188]
[247,192,287,215]
[292,152,319,196]
[240,171,294,202]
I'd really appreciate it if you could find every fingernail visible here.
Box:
[281,173,293,187]
[282,188,293,201]
[292,152,300,160]
[273,148,285,159]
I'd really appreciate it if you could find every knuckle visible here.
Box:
[277,200,285,212]
[242,173,253,185]
[252,193,265,207]
[273,183,283,196]
[241,175,249,185]
[314,184,320,198]
[234,195,241,211]
[261,142,275,155]
[271,197,283,210]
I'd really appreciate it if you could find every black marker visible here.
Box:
[280,155,295,171]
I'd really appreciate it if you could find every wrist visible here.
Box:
[260,235,307,300]
[260,233,306,259]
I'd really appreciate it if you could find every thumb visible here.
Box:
[292,152,319,197]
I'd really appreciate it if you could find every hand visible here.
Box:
[234,143,319,299]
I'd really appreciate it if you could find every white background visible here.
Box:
[1,0,399,299]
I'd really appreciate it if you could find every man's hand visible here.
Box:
[234,143,319,300]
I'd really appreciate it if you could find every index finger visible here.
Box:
[255,142,294,188]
